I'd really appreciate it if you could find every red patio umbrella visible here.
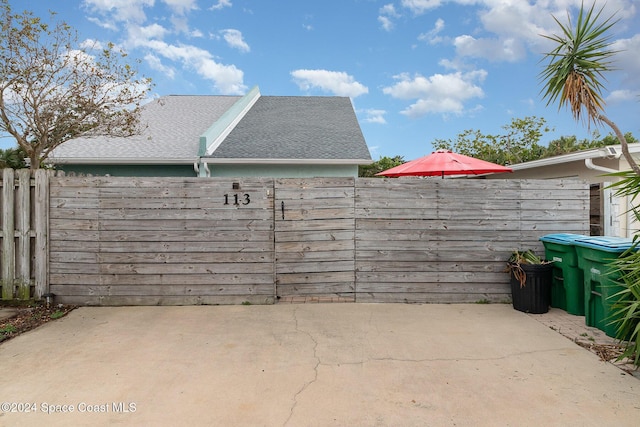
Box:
[376,149,513,178]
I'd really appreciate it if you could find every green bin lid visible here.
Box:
[573,236,636,252]
[539,233,586,245]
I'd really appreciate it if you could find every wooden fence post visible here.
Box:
[16,169,31,299]
[2,169,15,299]
[34,169,50,299]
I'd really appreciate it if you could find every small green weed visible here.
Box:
[475,299,491,304]
[241,301,252,306]
[50,310,66,320]
[0,325,17,335]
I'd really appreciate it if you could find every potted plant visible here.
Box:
[507,250,554,314]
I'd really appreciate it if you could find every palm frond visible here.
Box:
[539,2,620,127]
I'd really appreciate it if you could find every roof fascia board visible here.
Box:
[198,86,261,156]
[205,158,373,165]
[49,158,199,165]
[510,144,640,171]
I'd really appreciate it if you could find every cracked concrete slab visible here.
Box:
[0,304,638,426]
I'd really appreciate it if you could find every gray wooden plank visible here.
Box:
[50,284,275,296]
[50,273,274,285]
[54,295,276,305]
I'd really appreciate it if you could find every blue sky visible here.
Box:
[7,0,640,161]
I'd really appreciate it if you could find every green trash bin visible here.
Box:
[539,233,586,315]
[573,236,635,338]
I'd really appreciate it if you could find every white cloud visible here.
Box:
[79,38,107,50]
[83,0,154,24]
[170,16,190,34]
[612,34,640,88]
[607,90,638,103]
[291,70,369,98]
[438,58,463,70]
[397,0,637,65]
[130,23,170,41]
[378,16,394,32]
[454,35,526,62]
[87,17,119,31]
[401,0,443,15]
[383,70,486,117]
[378,3,399,32]
[144,54,176,79]
[363,109,387,124]
[209,0,232,11]
[162,0,198,15]
[142,40,246,94]
[418,18,445,44]
[380,3,399,17]
[220,29,250,53]
[83,0,247,95]
[190,29,204,38]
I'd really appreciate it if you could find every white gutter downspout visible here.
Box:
[584,158,619,237]
[195,160,211,177]
[584,158,616,174]
[194,160,210,177]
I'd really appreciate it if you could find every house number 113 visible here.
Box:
[224,193,250,206]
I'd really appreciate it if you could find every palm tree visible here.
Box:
[0,146,27,169]
[539,2,640,175]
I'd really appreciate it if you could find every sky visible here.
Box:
[5,0,640,161]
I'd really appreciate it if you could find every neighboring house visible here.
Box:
[485,144,640,237]
[49,86,372,178]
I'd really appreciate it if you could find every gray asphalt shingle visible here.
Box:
[51,94,371,162]
[207,96,371,160]
[51,95,240,160]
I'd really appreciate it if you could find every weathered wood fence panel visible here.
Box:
[274,178,355,301]
[0,169,49,301]
[355,179,589,303]
[2,173,589,305]
[49,177,275,305]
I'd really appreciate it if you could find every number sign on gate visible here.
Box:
[223,193,251,206]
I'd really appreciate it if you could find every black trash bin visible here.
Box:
[509,263,553,314]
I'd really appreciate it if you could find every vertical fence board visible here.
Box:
[1,169,15,299]
[16,169,31,299]
[34,170,50,299]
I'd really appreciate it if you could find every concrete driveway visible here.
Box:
[0,304,638,426]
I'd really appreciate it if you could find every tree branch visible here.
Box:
[598,114,640,176]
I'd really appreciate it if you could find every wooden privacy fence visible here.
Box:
[0,169,48,301]
[49,176,275,305]
[0,173,589,305]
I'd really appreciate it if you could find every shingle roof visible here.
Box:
[206,96,371,161]
[51,95,240,160]
[51,93,371,163]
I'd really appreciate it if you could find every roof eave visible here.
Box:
[48,157,199,165]
[204,158,373,165]
[510,144,640,171]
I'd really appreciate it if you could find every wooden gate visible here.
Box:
[274,178,356,302]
